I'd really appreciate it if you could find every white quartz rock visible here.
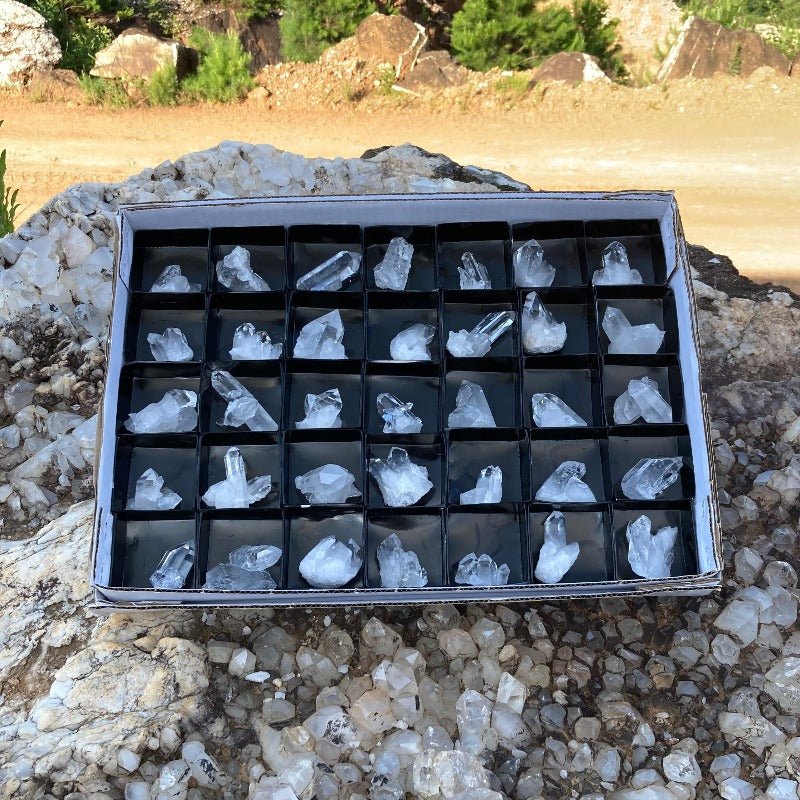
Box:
[124,389,198,434]
[299,536,362,588]
[621,457,683,500]
[602,306,664,355]
[295,464,361,504]
[229,322,282,360]
[513,239,555,287]
[297,250,360,291]
[458,252,491,289]
[150,540,195,589]
[369,447,433,507]
[377,533,428,588]
[534,511,579,583]
[212,370,279,431]
[294,309,347,359]
[296,388,343,429]
[521,291,566,354]
[460,466,503,504]
[447,310,514,357]
[448,380,496,428]
[147,327,194,362]
[531,393,587,427]
[536,461,596,503]
[626,515,677,579]
[202,447,272,509]
[127,468,181,511]
[216,246,270,291]
[613,377,672,424]
[374,237,414,290]
[592,241,643,285]
[455,553,510,586]
[150,264,200,293]
[377,392,423,434]
[390,323,436,361]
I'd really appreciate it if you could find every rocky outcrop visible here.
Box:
[397,50,470,90]
[604,0,683,72]
[354,12,426,71]
[23,68,83,102]
[533,51,611,83]
[90,28,198,81]
[0,0,61,87]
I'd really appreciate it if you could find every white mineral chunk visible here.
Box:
[211,369,278,431]
[147,327,194,362]
[514,239,555,287]
[448,380,496,428]
[531,393,587,427]
[626,514,677,579]
[296,388,343,429]
[229,322,282,360]
[299,535,362,588]
[458,252,492,289]
[455,553,510,586]
[369,446,433,507]
[150,264,200,293]
[377,392,423,434]
[127,468,181,511]
[150,540,195,589]
[294,309,347,359]
[297,250,360,291]
[536,461,597,503]
[521,291,566,354]
[374,237,414,290]
[602,306,665,354]
[377,533,428,588]
[460,465,503,504]
[613,376,672,424]
[216,246,270,291]
[203,563,277,590]
[390,323,435,361]
[4,379,36,414]
[229,544,282,571]
[535,511,579,583]
[124,389,198,434]
[295,464,361,504]
[593,241,643,285]
[621,457,683,500]
[446,310,514,357]
[203,446,272,509]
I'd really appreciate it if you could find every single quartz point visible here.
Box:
[294,309,346,359]
[448,380,496,428]
[460,465,503,505]
[295,464,361,504]
[446,310,514,357]
[613,377,672,424]
[216,246,270,291]
[621,457,683,500]
[377,392,423,434]
[374,237,414,290]
[521,291,567,354]
[531,393,587,427]
[147,327,194,362]
[390,323,436,361]
[626,514,678,579]
[128,468,181,511]
[536,461,597,503]
[458,252,492,289]
[513,239,555,287]
[150,540,195,589]
[229,322,282,360]
[455,553,510,587]
[369,446,433,507]
[602,306,665,355]
[299,536,362,589]
[377,533,428,588]
[211,370,278,432]
[150,264,200,293]
[535,511,579,583]
[229,544,282,571]
[203,563,277,590]
[297,250,360,291]
[592,241,643,285]
[124,388,198,434]
[296,388,343,429]
[202,446,272,509]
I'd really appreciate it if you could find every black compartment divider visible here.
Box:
[585,218,668,286]
[511,220,587,287]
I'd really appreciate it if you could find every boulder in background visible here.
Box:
[533,52,611,84]
[90,28,198,81]
[354,12,426,71]
[0,0,61,87]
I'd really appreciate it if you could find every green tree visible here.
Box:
[572,0,626,78]
[182,29,255,103]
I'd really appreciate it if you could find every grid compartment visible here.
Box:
[289,225,363,292]
[130,229,209,293]
[586,219,668,286]
[125,295,206,364]
[210,227,286,292]
[365,226,437,292]
[438,221,511,290]
[511,221,586,287]
[365,365,441,435]
[523,358,603,428]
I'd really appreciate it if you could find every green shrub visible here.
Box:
[1,122,21,237]
[147,64,180,105]
[279,0,377,62]
[239,0,282,21]
[493,73,532,95]
[572,0,626,77]
[182,29,254,102]
[78,75,133,106]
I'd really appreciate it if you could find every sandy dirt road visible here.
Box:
[3,79,799,290]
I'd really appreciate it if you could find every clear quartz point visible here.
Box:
[521,291,567,354]
[229,544,282,571]
[626,514,677,579]
[602,306,664,355]
[390,323,436,361]
[203,563,277,590]
[513,239,555,287]
[535,511,579,583]
[460,465,503,505]
[297,250,360,291]
[448,380,496,428]
[202,446,272,509]
[212,370,278,431]
[377,392,423,434]
[295,464,361,504]
[294,309,346,359]
[150,264,200,293]
[296,388,343,429]
[458,252,492,289]
[531,393,587,427]
[216,246,270,291]
[299,535,362,588]
[369,446,433,507]
[377,533,428,588]
[536,460,597,502]
[128,468,181,511]
[147,327,194,362]
[124,388,198,434]
[455,552,510,586]
[593,241,643,285]
[229,322,282,360]
[613,377,672,424]
[374,237,414,290]
[446,310,514,357]
[621,457,683,500]
[150,539,195,589]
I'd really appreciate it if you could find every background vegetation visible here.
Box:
[0,121,20,237]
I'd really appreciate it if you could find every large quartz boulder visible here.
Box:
[603,0,683,72]
[533,51,611,84]
[90,28,198,81]
[354,12,426,69]
[0,0,61,87]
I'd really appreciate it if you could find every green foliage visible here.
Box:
[146,64,180,105]
[182,29,254,102]
[376,65,396,94]
[0,122,20,238]
[493,73,532,95]
[572,0,626,77]
[238,0,282,21]
[78,75,133,106]
[141,0,180,38]
[279,0,378,62]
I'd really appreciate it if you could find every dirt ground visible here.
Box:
[3,72,799,290]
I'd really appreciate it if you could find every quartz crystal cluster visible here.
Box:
[602,306,664,354]
[390,323,435,361]
[124,389,198,434]
[513,238,555,287]
[377,533,428,588]
[369,447,433,507]
[294,310,346,359]
[295,464,361,504]
[373,237,413,290]
[535,510,579,583]
[216,246,270,291]
[614,377,672,424]
[203,447,272,509]
[455,553,510,586]
[128,468,181,511]
[536,461,596,502]
[531,393,587,427]
[299,536,362,588]
[458,252,492,289]
[212,370,278,431]
[229,322,282,360]
[149,540,195,589]
[297,250,360,291]
[592,241,643,285]
[296,388,343,429]
[621,457,683,500]
[203,545,282,590]
[521,292,566,354]
[626,514,677,579]
[147,328,193,362]
[460,465,502,504]
[150,264,200,293]
[447,310,514,357]
[448,380,496,428]
[377,392,423,434]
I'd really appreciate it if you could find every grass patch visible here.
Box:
[1,121,20,237]
[78,75,134,107]
[493,73,532,96]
